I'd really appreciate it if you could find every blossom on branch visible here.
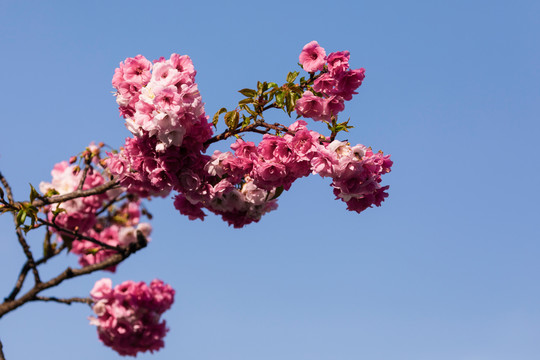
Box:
[89,278,175,356]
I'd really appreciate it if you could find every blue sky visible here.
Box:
[0,0,539,359]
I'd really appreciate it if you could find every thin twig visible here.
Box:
[38,218,123,252]
[205,120,297,146]
[30,180,119,207]
[0,171,41,284]
[95,194,127,216]
[77,155,93,191]
[0,337,5,360]
[0,231,148,319]
[6,243,67,302]
[32,296,93,306]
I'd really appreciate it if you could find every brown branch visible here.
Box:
[0,171,41,285]
[77,154,93,191]
[204,120,297,146]
[13,228,41,284]
[95,194,128,216]
[31,296,93,306]
[0,231,148,319]
[5,243,67,302]
[30,179,119,207]
[38,218,122,252]
[0,338,5,360]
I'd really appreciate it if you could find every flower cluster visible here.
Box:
[39,158,107,234]
[108,53,213,198]
[107,43,390,228]
[90,278,175,356]
[40,147,151,271]
[296,41,365,121]
[70,200,152,272]
[313,139,393,212]
[173,119,392,227]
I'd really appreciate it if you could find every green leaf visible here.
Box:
[290,85,303,95]
[16,209,27,226]
[286,92,297,116]
[275,91,285,107]
[224,111,240,130]
[213,107,227,126]
[29,183,39,203]
[267,82,278,89]
[286,71,299,83]
[238,88,257,97]
[241,105,258,117]
[238,98,253,105]
[52,207,67,216]
[213,107,227,127]
[241,115,251,128]
[44,188,59,197]
[257,81,268,96]
[85,248,100,255]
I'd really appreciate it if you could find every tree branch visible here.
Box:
[0,171,41,285]
[95,194,128,217]
[38,218,123,252]
[5,243,67,302]
[31,296,93,306]
[0,231,148,319]
[30,180,119,207]
[77,154,93,191]
[0,337,5,360]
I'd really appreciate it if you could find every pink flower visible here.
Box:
[174,194,206,221]
[89,278,175,357]
[327,51,350,74]
[336,68,366,101]
[90,278,113,300]
[295,91,326,121]
[313,73,336,95]
[122,55,152,87]
[325,95,345,117]
[253,161,287,189]
[299,41,326,73]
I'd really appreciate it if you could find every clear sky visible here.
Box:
[0,0,539,359]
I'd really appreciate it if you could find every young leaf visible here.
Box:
[275,91,285,107]
[286,71,299,83]
[238,98,254,105]
[213,107,227,127]
[238,88,257,97]
[224,111,240,130]
[29,183,39,203]
[16,209,27,226]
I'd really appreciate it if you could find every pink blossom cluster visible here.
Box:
[174,120,392,226]
[90,278,175,356]
[112,54,204,151]
[313,139,393,213]
[173,120,319,227]
[70,200,152,272]
[108,53,213,198]
[107,54,281,227]
[107,45,391,228]
[40,152,151,271]
[39,160,108,233]
[296,41,366,121]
